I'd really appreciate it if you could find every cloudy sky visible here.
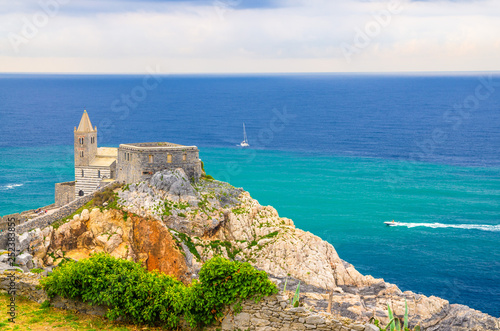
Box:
[0,0,499,73]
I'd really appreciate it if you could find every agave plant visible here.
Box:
[370,300,421,331]
[384,300,420,331]
[291,281,301,307]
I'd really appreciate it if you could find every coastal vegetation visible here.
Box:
[370,301,421,331]
[41,253,278,328]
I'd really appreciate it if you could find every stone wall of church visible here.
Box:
[117,144,202,183]
[55,181,76,207]
[75,165,114,198]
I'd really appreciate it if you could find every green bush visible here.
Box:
[185,256,278,327]
[41,253,277,329]
[41,253,186,328]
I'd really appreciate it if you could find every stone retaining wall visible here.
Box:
[205,294,367,331]
[0,182,117,249]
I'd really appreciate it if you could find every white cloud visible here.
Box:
[0,0,499,73]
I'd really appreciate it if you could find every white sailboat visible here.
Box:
[240,123,250,147]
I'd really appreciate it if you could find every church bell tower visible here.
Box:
[74,110,98,167]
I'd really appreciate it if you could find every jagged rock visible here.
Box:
[51,218,87,251]
[132,217,189,283]
[423,304,500,331]
[33,227,53,267]
[97,233,122,253]
[150,168,197,198]
[0,250,9,263]
[77,231,94,249]
[0,262,23,273]
[364,324,379,331]
[80,209,90,221]
[16,253,33,269]
[16,232,31,253]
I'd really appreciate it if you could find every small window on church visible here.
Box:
[183,153,187,161]
[79,190,84,197]
[82,169,84,177]
[149,155,154,163]
[167,154,172,163]
[98,170,101,178]
[79,138,84,144]
[80,151,84,158]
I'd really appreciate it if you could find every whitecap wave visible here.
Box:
[0,183,24,191]
[390,222,500,232]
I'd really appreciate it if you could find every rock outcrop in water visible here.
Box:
[3,168,499,330]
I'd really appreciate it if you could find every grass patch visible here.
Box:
[232,207,247,215]
[0,292,165,330]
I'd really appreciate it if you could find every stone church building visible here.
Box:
[55,110,202,206]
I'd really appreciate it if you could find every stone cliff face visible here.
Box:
[116,169,500,330]
[6,169,500,330]
[132,216,189,283]
[26,207,188,283]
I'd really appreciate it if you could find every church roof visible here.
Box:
[76,110,96,132]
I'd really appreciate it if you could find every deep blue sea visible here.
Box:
[0,73,499,317]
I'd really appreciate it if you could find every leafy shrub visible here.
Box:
[41,253,277,329]
[41,253,186,328]
[30,268,44,274]
[185,256,278,327]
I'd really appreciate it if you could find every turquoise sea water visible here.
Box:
[0,74,499,316]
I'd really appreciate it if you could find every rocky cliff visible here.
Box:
[2,168,499,330]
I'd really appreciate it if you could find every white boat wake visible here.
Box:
[390,222,500,232]
[0,183,23,191]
